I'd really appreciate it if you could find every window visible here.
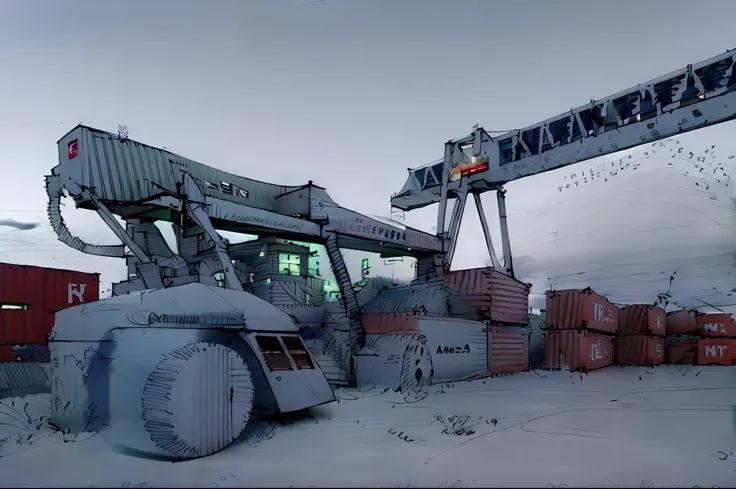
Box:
[255,336,293,371]
[0,304,28,311]
[279,253,301,275]
[282,336,314,370]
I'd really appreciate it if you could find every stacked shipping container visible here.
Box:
[531,289,736,372]
[616,305,666,366]
[444,268,532,375]
[665,310,736,366]
[544,288,619,371]
[540,295,735,370]
[0,263,99,347]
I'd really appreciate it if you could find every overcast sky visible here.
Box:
[1,0,735,307]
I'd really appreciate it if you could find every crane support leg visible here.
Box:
[83,192,150,262]
[181,173,243,291]
[436,143,453,237]
[83,191,164,290]
[124,220,188,270]
[473,193,502,270]
[496,186,514,278]
[444,189,467,270]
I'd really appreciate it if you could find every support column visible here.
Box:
[436,143,454,238]
[181,173,243,291]
[496,186,515,278]
[445,190,468,270]
[473,193,502,270]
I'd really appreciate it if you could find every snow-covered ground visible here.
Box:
[0,366,733,488]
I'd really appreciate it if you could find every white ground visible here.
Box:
[0,366,733,488]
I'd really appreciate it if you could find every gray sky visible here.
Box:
[1,0,736,306]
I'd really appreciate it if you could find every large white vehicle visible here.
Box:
[46,123,442,461]
[46,46,736,460]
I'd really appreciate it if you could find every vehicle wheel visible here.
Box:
[141,342,254,459]
[399,334,434,402]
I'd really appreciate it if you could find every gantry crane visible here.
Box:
[391,48,736,278]
[45,46,736,461]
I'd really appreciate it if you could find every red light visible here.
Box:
[460,162,489,176]
[67,140,78,160]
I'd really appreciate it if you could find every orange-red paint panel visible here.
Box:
[545,330,614,372]
[616,335,665,366]
[666,338,697,364]
[665,311,736,337]
[0,263,99,345]
[443,267,530,325]
[0,346,18,362]
[545,288,619,334]
[619,305,665,336]
[696,313,736,338]
[696,338,735,366]
[665,310,700,336]
[487,331,529,374]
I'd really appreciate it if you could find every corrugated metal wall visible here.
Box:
[73,126,295,212]
[0,263,99,345]
[546,288,619,334]
[546,330,614,372]
[487,332,529,374]
[620,305,665,336]
[0,362,49,389]
[443,268,529,324]
[616,335,665,366]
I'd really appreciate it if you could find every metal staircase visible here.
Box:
[324,233,363,357]
[304,338,350,387]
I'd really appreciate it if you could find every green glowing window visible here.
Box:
[279,253,300,275]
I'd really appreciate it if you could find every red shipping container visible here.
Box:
[443,267,530,325]
[545,288,619,334]
[696,313,736,338]
[665,311,736,337]
[0,263,99,345]
[696,338,735,366]
[545,330,614,372]
[620,305,665,336]
[665,310,700,335]
[616,334,665,365]
[0,346,18,362]
[666,338,698,364]
[487,331,529,374]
